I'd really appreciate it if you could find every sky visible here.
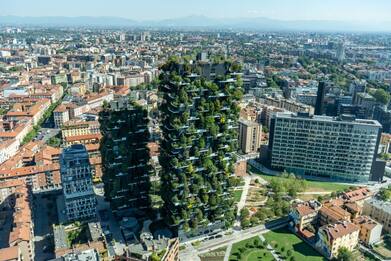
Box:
[1,0,391,22]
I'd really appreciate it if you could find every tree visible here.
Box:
[336,247,354,261]
[373,89,391,105]
[241,219,250,228]
[287,250,292,256]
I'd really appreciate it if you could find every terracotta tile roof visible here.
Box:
[296,204,317,217]
[342,187,372,202]
[0,163,60,179]
[0,246,19,260]
[353,215,380,231]
[54,104,68,113]
[344,202,360,213]
[320,221,359,241]
[320,204,351,222]
[85,143,100,151]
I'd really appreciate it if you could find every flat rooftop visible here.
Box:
[274,112,382,127]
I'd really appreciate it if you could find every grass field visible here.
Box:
[248,166,351,192]
[233,190,243,202]
[229,236,274,261]
[263,228,326,261]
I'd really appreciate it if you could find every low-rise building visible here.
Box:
[363,198,391,233]
[54,105,70,128]
[0,181,34,261]
[353,215,382,246]
[61,120,100,139]
[316,221,359,259]
[127,233,179,261]
[290,200,322,232]
[319,200,351,226]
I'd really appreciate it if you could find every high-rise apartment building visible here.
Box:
[315,81,327,115]
[238,119,262,154]
[267,112,383,182]
[99,98,153,217]
[159,58,242,237]
[60,144,96,221]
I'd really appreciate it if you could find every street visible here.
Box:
[179,218,289,260]
[35,128,60,143]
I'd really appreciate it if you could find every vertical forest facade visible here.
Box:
[158,58,243,236]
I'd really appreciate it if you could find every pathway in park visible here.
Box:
[235,175,252,227]
[223,243,233,261]
[258,234,281,261]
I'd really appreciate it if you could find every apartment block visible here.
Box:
[353,215,382,246]
[316,221,359,259]
[238,119,262,154]
[267,112,383,182]
[363,198,391,233]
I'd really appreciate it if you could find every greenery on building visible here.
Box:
[99,98,154,217]
[158,58,243,233]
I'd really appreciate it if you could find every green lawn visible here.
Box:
[229,236,274,261]
[263,228,326,261]
[248,166,350,192]
[233,190,243,202]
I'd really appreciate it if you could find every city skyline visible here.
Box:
[2,0,391,23]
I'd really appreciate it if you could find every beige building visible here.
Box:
[53,105,70,128]
[353,215,382,246]
[238,119,262,154]
[61,120,100,139]
[316,221,359,259]
[290,200,322,231]
[363,198,391,233]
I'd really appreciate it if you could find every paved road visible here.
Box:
[194,220,288,254]
[37,128,60,143]
[359,244,384,261]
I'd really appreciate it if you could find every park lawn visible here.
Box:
[248,166,351,193]
[263,228,326,261]
[233,190,243,202]
[229,236,274,261]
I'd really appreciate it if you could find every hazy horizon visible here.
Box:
[1,0,391,23]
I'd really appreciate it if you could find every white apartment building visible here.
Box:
[268,112,383,182]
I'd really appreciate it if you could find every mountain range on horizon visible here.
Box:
[1,15,391,32]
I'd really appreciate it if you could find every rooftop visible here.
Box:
[275,112,382,127]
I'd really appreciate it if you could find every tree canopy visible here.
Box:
[373,89,391,105]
